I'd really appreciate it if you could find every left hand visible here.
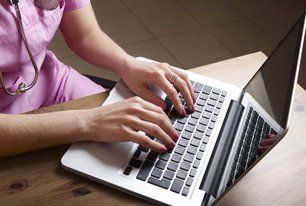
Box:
[119,57,196,116]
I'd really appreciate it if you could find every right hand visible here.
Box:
[84,96,178,153]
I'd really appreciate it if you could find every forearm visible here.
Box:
[0,110,89,157]
[67,28,132,75]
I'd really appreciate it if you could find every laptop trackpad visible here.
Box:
[62,141,135,174]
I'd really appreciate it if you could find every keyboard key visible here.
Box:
[190,138,201,147]
[199,118,209,125]
[182,131,192,140]
[155,160,167,170]
[195,105,204,112]
[203,86,212,94]
[202,112,212,119]
[205,105,214,113]
[196,152,203,160]
[168,161,179,171]
[219,96,225,103]
[148,177,171,189]
[137,161,154,181]
[188,117,198,126]
[202,136,209,144]
[211,115,218,122]
[170,178,184,193]
[184,153,195,163]
[163,170,175,180]
[182,186,190,196]
[180,161,191,171]
[212,88,221,95]
[190,80,195,85]
[207,99,217,106]
[176,169,188,180]
[187,145,198,155]
[175,122,185,131]
[208,122,215,129]
[129,158,142,168]
[171,153,182,163]
[214,109,220,116]
[221,90,227,97]
[206,129,212,137]
[175,145,185,155]
[178,138,189,147]
[186,177,193,187]
[194,131,203,140]
[159,152,171,161]
[151,168,163,178]
[216,102,223,109]
[194,83,204,93]
[189,168,197,177]
[177,117,188,124]
[147,151,159,162]
[197,99,206,106]
[196,124,206,133]
[123,166,133,175]
[193,159,200,168]
[199,93,209,101]
[210,93,219,101]
[199,143,206,152]
[191,111,201,119]
[185,124,195,132]
[133,149,141,158]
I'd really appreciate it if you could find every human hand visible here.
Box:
[258,134,280,155]
[84,97,179,153]
[118,57,196,116]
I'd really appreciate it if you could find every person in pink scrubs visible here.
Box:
[0,0,197,157]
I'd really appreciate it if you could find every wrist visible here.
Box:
[113,54,136,76]
[72,109,93,142]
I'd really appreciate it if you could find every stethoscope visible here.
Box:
[0,0,60,96]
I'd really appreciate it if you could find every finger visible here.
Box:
[128,130,168,153]
[130,117,176,149]
[133,85,167,110]
[170,74,194,112]
[260,138,275,146]
[154,75,186,116]
[258,145,270,155]
[136,106,179,141]
[172,68,196,103]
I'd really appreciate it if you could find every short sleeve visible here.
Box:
[64,0,91,12]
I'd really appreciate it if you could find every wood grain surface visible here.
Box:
[1,52,305,206]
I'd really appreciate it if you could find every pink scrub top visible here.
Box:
[0,0,104,114]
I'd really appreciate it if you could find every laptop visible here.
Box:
[61,13,306,206]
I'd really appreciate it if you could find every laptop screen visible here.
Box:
[243,14,305,129]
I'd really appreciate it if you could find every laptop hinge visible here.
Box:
[200,100,244,201]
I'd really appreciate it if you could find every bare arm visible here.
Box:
[60,4,195,114]
[0,110,87,157]
[60,4,131,75]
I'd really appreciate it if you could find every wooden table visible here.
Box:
[1,52,305,206]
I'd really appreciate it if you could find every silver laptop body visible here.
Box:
[61,14,305,206]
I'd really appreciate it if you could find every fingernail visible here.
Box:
[160,145,167,153]
[181,108,187,116]
[158,102,167,110]
[171,141,176,148]
[192,104,195,112]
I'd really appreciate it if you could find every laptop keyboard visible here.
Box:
[123,81,228,196]
[226,106,278,187]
